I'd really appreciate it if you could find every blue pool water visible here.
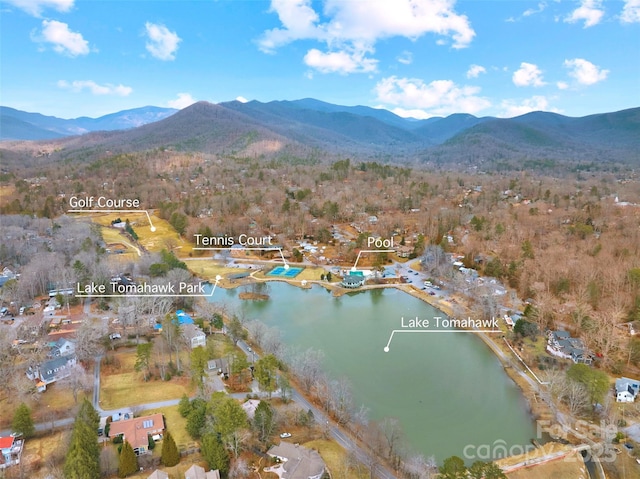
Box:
[267,266,304,278]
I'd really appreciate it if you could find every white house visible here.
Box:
[182,323,206,349]
[26,355,77,391]
[49,338,75,357]
[267,442,326,479]
[615,377,640,403]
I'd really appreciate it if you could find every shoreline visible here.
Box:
[211,270,556,429]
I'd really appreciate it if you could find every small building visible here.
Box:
[242,399,261,419]
[0,435,24,469]
[182,323,206,349]
[267,442,326,479]
[49,338,76,357]
[185,464,221,479]
[208,358,230,376]
[147,470,169,479]
[175,310,194,325]
[108,413,165,455]
[340,274,365,289]
[615,377,640,403]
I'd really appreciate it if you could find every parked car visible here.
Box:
[109,333,121,340]
[280,432,292,438]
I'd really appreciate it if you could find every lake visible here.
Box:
[210,282,536,462]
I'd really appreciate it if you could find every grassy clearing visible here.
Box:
[0,383,89,429]
[186,261,248,283]
[22,431,69,475]
[85,212,195,256]
[0,185,16,206]
[100,351,193,410]
[303,439,369,479]
[504,450,588,479]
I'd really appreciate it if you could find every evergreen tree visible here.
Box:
[118,440,138,478]
[254,354,278,397]
[186,398,207,439]
[12,403,35,438]
[253,401,274,444]
[439,456,467,479]
[161,430,180,466]
[178,393,192,418]
[64,420,100,479]
[78,398,100,431]
[201,433,230,473]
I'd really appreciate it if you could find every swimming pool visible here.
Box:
[267,266,304,278]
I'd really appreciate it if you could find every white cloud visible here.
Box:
[565,0,604,28]
[563,58,609,85]
[374,76,491,117]
[621,0,640,23]
[466,64,486,79]
[397,51,413,65]
[57,80,132,96]
[512,62,546,87]
[235,96,249,103]
[523,2,547,17]
[259,0,475,74]
[557,81,569,90]
[500,96,558,117]
[36,20,89,56]
[145,22,181,61]
[5,0,73,17]
[167,93,196,109]
[304,47,377,74]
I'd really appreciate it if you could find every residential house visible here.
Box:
[267,442,326,479]
[208,358,230,376]
[615,377,640,403]
[49,338,75,357]
[185,464,221,479]
[147,470,169,479]
[108,413,165,455]
[27,355,77,391]
[182,323,206,349]
[0,435,24,469]
[242,399,260,420]
[546,330,593,365]
[395,245,413,258]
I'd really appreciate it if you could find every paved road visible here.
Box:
[235,339,398,479]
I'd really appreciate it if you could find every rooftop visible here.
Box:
[108,413,165,451]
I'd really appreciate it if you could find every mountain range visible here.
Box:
[1,100,638,169]
[0,106,177,140]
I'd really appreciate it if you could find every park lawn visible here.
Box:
[100,351,194,410]
[186,261,247,283]
[141,405,194,451]
[303,440,368,479]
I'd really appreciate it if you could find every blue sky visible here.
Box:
[1,0,639,119]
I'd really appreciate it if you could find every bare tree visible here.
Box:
[75,318,107,361]
[229,457,251,479]
[61,363,93,403]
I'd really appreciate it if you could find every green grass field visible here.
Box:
[100,351,193,410]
